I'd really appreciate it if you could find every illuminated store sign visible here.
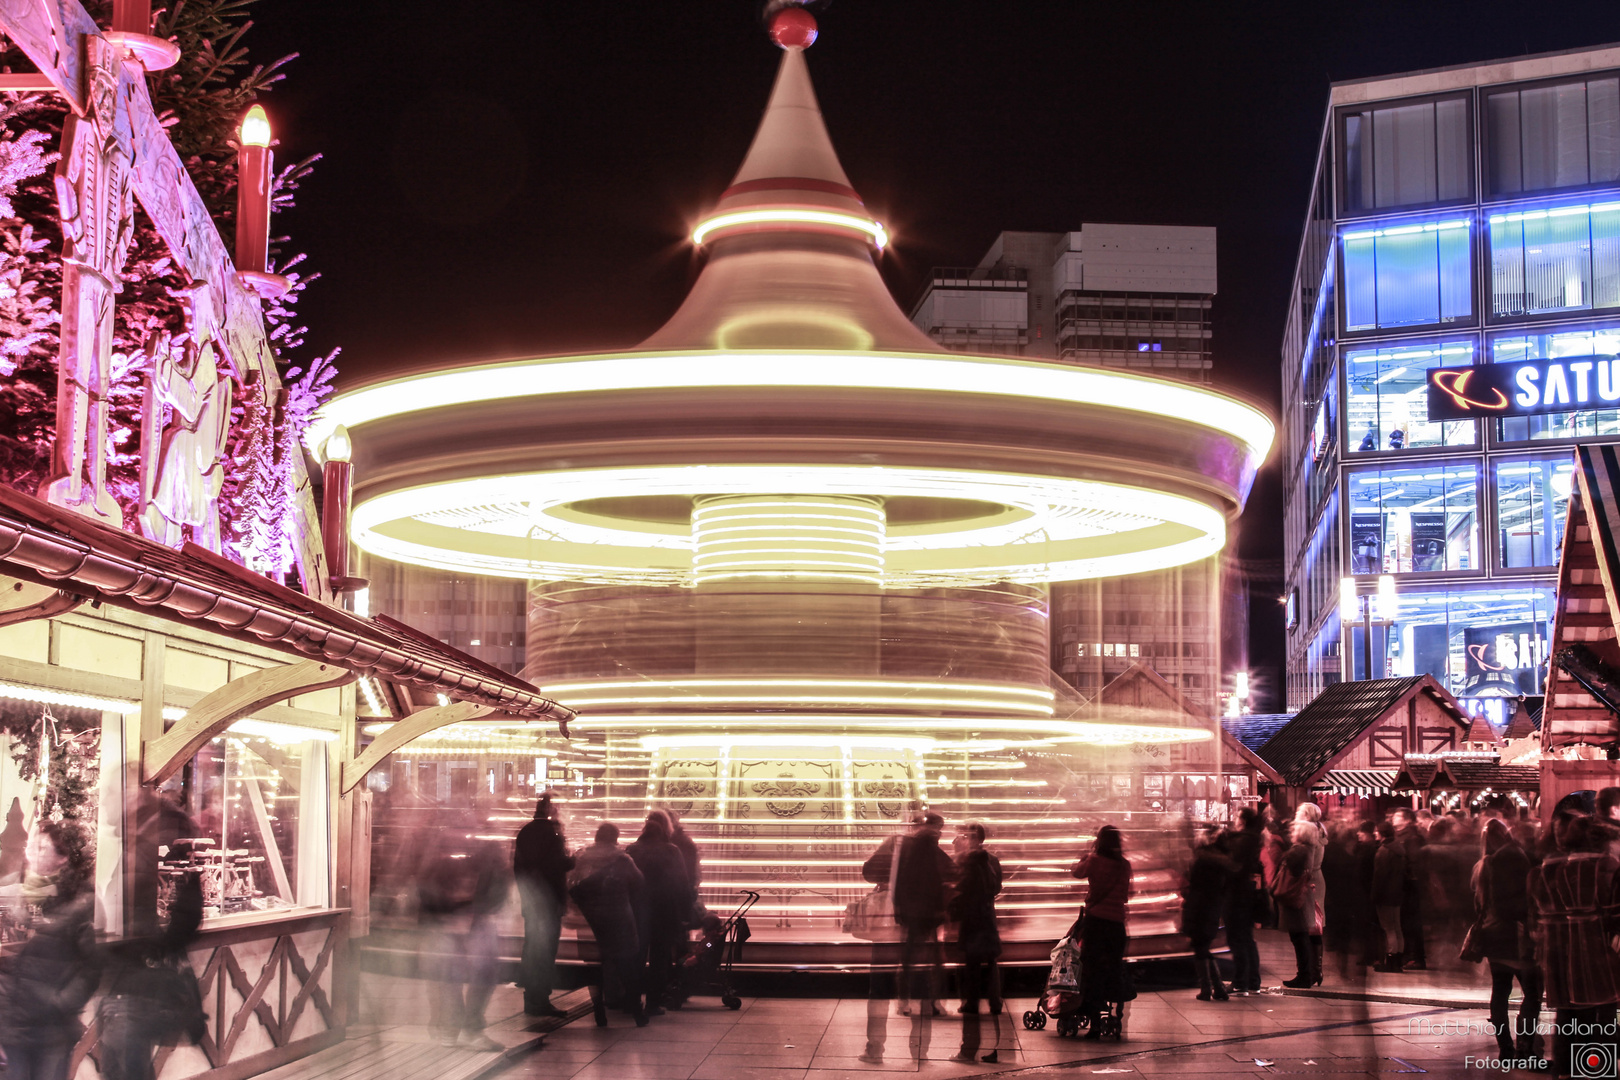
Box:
[1426,355,1620,421]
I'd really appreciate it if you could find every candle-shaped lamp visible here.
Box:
[322,426,364,594]
[236,106,272,274]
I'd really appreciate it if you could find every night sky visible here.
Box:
[247,1,1620,710]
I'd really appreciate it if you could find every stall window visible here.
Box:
[1492,325,1620,440]
[1353,584,1552,698]
[1348,461,1480,575]
[1494,455,1575,569]
[1341,95,1473,213]
[1488,200,1620,318]
[1344,339,1478,453]
[1486,76,1620,196]
[159,721,331,922]
[1342,219,1473,332]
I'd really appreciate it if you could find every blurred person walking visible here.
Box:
[862,812,954,1062]
[98,871,206,1080]
[950,822,1003,1063]
[1224,808,1265,993]
[1071,825,1132,1037]
[1531,812,1620,1078]
[1474,818,1542,1061]
[0,822,99,1080]
[1371,820,1408,972]
[514,794,573,1017]
[1276,820,1322,988]
[570,822,648,1027]
[1391,808,1428,970]
[1322,820,1372,978]
[419,836,509,1051]
[626,810,691,1015]
[1183,826,1234,1001]
[1295,804,1327,982]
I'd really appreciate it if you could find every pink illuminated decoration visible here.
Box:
[103,0,179,71]
[43,35,135,523]
[769,5,818,50]
[0,0,335,597]
[138,284,233,550]
[321,425,365,593]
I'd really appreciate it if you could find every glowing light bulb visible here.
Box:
[324,424,351,463]
[240,105,271,147]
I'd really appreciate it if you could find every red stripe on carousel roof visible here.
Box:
[720,176,865,203]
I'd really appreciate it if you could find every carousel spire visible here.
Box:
[639,6,940,353]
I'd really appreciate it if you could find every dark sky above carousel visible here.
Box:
[250,0,1620,680]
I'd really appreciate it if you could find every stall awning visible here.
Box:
[0,485,573,729]
[1311,769,1396,796]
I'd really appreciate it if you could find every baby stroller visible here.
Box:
[1023,930,1126,1040]
[670,890,758,1011]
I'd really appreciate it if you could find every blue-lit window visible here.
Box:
[1300,493,1342,631]
[1341,95,1473,213]
[1344,338,1478,453]
[1354,584,1552,698]
[1342,219,1473,332]
[1348,461,1480,575]
[1492,324,1620,440]
[1489,200,1620,318]
[1486,76,1620,196]
[1493,454,1575,569]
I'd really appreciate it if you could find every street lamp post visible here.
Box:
[1341,575,1400,681]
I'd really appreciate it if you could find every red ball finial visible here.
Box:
[770,6,818,50]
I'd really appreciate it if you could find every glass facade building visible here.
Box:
[1282,44,1620,712]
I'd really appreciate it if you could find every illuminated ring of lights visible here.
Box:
[349,464,1228,585]
[566,712,1214,744]
[544,677,1056,716]
[307,351,1275,465]
[692,207,889,248]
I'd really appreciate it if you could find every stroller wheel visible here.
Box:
[722,994,742,1010]
[1022,1010,1041,1030]
[1056,1015,1080,1038]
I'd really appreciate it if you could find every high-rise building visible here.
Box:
[1281,43,1620,713]
[910,226,1224,713]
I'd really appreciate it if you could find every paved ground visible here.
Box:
[497,933,1539,1080]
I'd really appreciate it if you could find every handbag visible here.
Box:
[845,832,904,942]
[1270,861,1307,909]
[1458,920,1485,964]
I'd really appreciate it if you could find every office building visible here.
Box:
[911,227,1223,712]
[1281,43,1620,712]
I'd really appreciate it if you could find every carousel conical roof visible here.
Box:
[638,14,941,354]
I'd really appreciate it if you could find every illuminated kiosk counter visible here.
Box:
[319,9,1271,966]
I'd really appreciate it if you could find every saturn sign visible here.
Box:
[1426,354,1620,422]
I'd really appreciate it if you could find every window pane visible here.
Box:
[1487,91,1523,194]
[1593,79,1620,183]
[1438,222,1472,321]
[1343,234,1378,330]
[1494,456,1574,568]
[1436,98,1471,201]
[1365,585,1552,697]
[1490,217,1527,317]
[1376,103,1439,207]
[1521,83,1590,191]
[1344,340,1477,453]
[1348,461,1479,575]
[1345,113,1368,211]
[1375,230,1440,326]
[1493,325,1620,440]
[1523,207,1593,312]
[1594,204,1620,309]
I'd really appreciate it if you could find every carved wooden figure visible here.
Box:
[139,283,233,550]
[42,35,134,522]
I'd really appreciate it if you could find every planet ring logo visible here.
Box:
[1432,368,1509,412]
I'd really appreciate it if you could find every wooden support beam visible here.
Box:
[340,700,498,794]
[144,660,354,786]
[0,576,82,628]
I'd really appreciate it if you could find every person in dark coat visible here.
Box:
[625,811,691,1015]
[1371,820,1408,972]
[1071,824,1132,1037]
[571,822,648,1027]
[1322,819,1372,977]
[1474,818,1542,1060]
[1531,812,1620,1078]
[1391,808,1428,970]
[0,822,99,1080]
[1353,820,1383,966]
[1223,808,1264,994]
[1183,826,1235,1001]
[513,794,573,1017]
[950,823,1003,1063]
[98,871,205,1080]
[1277,822,1321,988]
[418,837,508,1050]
